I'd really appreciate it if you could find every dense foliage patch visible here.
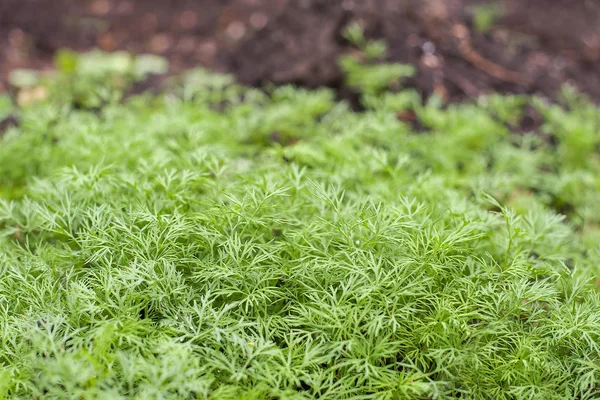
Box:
[1,48,600,399]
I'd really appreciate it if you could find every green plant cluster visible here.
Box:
[339,22,415,96]
[1,47,600,399]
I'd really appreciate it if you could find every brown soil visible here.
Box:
[1,0,599,102]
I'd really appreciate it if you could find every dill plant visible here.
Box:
[0,48,600,399]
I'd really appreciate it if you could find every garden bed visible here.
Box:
[1,2,600,398]
[1,0,600,102]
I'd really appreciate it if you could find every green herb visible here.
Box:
[1,49,600,399]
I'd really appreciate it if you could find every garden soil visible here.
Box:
[1,0,599,102]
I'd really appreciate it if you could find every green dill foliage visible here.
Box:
[1,50,600,400]
[340,23,415,97]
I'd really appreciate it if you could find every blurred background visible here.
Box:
[1,0,599,102]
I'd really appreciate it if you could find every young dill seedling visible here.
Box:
[1,49,600,399]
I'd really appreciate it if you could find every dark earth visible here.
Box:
[1,0,599,103]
